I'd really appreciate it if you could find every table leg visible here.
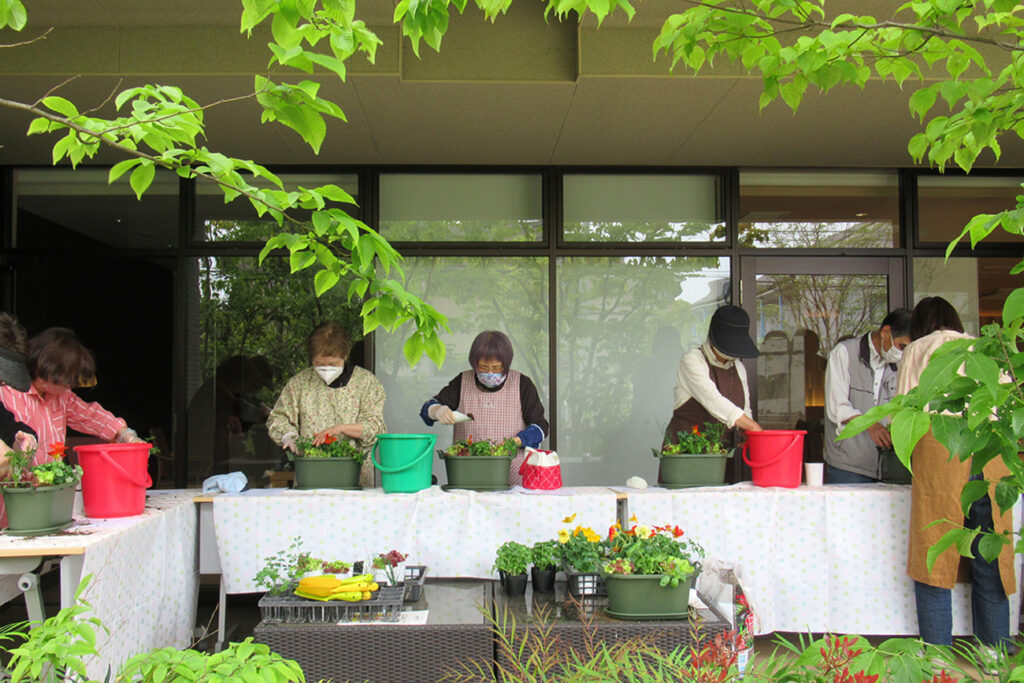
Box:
[215,580,227,653]
[616,496,629,529]
[59,555,85,608]
[0,557,44,626]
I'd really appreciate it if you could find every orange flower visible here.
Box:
[672,525,684,538]
[324,434,337,445]
[608,525,617,539]
[691,425,701,435]
[48,443,67,459]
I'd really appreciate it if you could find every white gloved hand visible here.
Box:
[432,405,456,425]
[116,427,143,443]
[282,432,299,454]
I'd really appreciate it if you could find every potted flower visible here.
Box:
[493,541,531,595]
[557,514,607,597]
[371,549,408,587]
[0,444,82,536]
[293,435,364,490]
[439,436,517,491]
[530,539,560,592]
[602,521,703,620]
[654,422,731,488]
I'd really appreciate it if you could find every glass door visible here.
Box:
[738,257,905,479]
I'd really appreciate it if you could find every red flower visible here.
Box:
[672,525,684,537]
[691,425,701,435]
[324,434,337,445]
[608,525,617,539]
[48,443,66,459]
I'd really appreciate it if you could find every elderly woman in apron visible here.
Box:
[663,306,762,467]
[420,330,548,487]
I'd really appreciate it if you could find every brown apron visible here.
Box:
[908,430,1015,596]
[663,359,743,450]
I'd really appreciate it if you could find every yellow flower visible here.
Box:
[629,514,638,523]
[557,529,570,543]
[636,525,653,539]
[562,513,577,523]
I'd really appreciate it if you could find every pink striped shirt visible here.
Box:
[0,384,126,465]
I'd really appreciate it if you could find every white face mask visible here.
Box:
[880,334,902,364]
[314,365,344,385]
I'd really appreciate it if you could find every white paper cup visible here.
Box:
[804,462,824,487]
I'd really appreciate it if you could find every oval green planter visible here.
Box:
[440,454,512,491]
[293,457,362,490]
[604,573,692,620]
[2,481,77,537]
[656,451,729,488]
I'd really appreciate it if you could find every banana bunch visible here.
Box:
[295,573,379,602]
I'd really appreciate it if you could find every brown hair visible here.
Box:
[28,327,97,387]
[468,330,514,369]
[910,296,964,340]
[307,322,351,361]
[0,313,28,356]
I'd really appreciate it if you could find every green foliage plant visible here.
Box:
[294,434,364,464]
[603,522,702,587]
[660,422,728,455]
[0,447,82,488]
[253,536,310,595]
[118,637,305,682]
[530,539,561,571]
[444,437,518,458]
[493,541,531,576]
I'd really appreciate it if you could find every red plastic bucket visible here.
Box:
[741,430,805,488]
[74,443,152,518]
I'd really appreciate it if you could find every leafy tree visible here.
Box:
[653,0,1024,559]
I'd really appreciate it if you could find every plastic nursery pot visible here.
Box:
[530,566,556,593]
[657,452,729,488]
[604,573,692,620]
[440,454,513,491]
[293,457,361,490]
[499,570,528,596]
[2,481,76,536]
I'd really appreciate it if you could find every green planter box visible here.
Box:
[657,452,729,488]
[294,457,361,490]
[605,573,692,620]
[2,481,76,536]
[440,454,512,491]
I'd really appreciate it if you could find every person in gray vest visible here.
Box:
[823,308,912,483]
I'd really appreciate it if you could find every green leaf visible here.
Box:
[959,479,988,516]
[890,410,930,462]
[108,158,143,183]
[925,527,966,572]
[313,269,340,296]
[41,96,79,118]
[129,163,156,200]
[1003,288,1024,322]
[289,250,316,273]
[977,531,1007,563]
[908,85,938,121]
[403,333,425,367]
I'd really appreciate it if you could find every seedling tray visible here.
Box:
[259,585,404,624]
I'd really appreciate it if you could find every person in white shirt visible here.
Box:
[663,305,763,456]
[822,308,911,483]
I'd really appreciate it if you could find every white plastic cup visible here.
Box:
[804,462,824,487]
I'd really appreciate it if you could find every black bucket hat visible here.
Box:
[0,347,30,392]
[708,305,760,359]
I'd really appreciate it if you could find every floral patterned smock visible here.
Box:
[266,366,387,487]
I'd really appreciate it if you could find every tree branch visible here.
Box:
[0,26,52,49]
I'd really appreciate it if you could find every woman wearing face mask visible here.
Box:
[663,306,762,459]
[267,322,386,487]
[419,330,548,487]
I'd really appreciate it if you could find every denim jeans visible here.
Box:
[824,463,877,485]
[914,481,1010,647]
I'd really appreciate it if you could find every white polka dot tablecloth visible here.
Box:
[211,486,620,593]
[0,490,198,680]
[624,482,1021,636]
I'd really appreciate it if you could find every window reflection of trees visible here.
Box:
[564,220,725,242]
[380,219,541,242]
[740,221,895,248]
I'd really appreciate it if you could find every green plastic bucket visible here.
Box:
[371,434,436,493]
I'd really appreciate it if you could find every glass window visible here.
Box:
[556,256,730,485]
[739,171,899,248]
[753,272,889,430]
[374,256,549,482]
[195,172,359,242]
[918,176,1024,244]
[379,174,542,241]
[186,255,367,484]
[14,168,179,248]
[913,257,1020,335]
[563,174,723,242]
